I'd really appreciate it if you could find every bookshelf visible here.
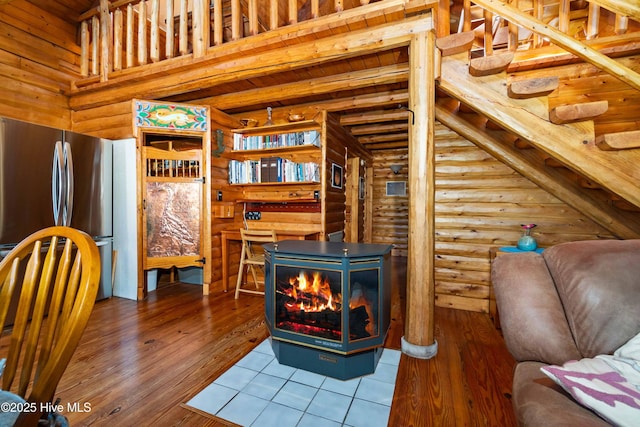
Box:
[229,122,322,186]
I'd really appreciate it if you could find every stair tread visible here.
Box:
[469,52,514,77]
[549,100,609,124]
[436,31,475,57]
[508,76,559,99]
[596,130,640,151]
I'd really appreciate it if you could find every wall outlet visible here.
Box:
[245,211,261,220]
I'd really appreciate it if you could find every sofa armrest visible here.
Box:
[492,252,581,365]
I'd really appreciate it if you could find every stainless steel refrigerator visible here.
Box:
[0,117,112,301]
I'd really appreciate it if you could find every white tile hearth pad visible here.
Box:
[185,339,401,427]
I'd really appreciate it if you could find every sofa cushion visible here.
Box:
[512,361,610,427]
[540,332,640,427]
[492,252,581,365]
[542,239,640,358]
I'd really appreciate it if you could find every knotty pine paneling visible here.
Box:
[372,122,615,313]
[0,0,79,128]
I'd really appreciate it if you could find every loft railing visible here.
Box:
[77,0,380,82]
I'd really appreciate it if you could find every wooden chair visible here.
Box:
[234,229,277,299]
[0,226,101,426]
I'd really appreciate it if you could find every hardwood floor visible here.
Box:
[51,257,516,426]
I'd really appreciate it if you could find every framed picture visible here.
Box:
[359,176,365,200]
[331,163,343,189]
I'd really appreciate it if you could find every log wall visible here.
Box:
[372,121,616,313]
[0,1,78,128]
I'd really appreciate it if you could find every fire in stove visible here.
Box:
[275,267,377,341]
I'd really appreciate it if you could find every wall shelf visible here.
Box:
[231,120,319,135]
[229,143,320,158]
[230,181,320,187]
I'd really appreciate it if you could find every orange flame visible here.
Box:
[285,271,341,312]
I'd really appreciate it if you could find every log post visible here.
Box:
[138,0,148,65]
[483,9,493,56]
[586,3,600,40]
[165,0,174,57]
[179,0,188,54]
[533,0,543,47]
[436,0,450,38]
[269,0,279,29]
[114,9,123,69]
[559,0,570,34]
[462,0,471,32]
[99,0,109,81]
[288,0,297,24]
[126,5,134,67]
[91,16,99,75]
[150,0,160,62]
[508,0,519,51]
[402,29,437,359]
[192,0,210,57]
[213,0,223,45]
[248,0,258,36]
[80,21,89,76]
[232,0,242,40]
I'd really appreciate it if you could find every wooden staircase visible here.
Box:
[435,49,640,239]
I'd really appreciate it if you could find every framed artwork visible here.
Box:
[331,163,343,189]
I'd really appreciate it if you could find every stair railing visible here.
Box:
[460,0,639,56]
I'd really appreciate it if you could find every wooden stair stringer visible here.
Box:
[434,97,640,239]
[438,54,640,210]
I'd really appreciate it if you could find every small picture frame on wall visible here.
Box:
[331,163,343,189]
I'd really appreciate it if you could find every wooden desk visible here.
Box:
[221,229,320,292]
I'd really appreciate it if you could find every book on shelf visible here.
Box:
[228,158,319,184]
[233,130,320,151]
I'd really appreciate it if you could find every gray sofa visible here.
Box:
[491,239,640,426]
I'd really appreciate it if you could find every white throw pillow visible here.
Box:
[540,332,640,427]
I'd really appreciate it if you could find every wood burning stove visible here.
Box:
[264,240,392,380]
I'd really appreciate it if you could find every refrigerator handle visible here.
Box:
[63,141,74,227]
[52,141,65,226]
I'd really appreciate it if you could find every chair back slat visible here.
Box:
[240,229,278,258]
[0,259,20,331]
[235,229,277,298]
[0,226,100,424]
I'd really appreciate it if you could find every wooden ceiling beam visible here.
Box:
[340,109,410,125]
[358,132,409,143]
[360,141,409,150]
[473,0,640,91]
[196,64,409,109]
[350,122,409,135]
[70,14,433,110]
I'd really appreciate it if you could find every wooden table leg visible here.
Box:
[222,234,229,292]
